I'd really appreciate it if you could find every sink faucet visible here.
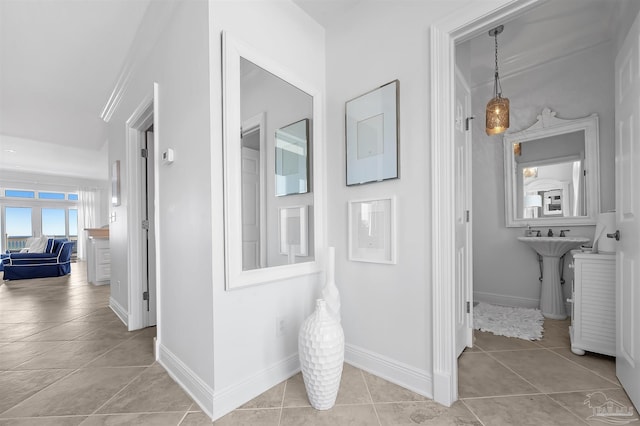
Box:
[547,229,554,237]
[560,229,570,237]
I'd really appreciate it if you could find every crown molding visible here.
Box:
[100,1,178,122]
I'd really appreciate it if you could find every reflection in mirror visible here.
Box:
[504,108,600,227]
[515,130,585,219]
[275,119,309,196]
[239,58,314,271]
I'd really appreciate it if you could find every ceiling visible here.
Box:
[463,0,618,88]
[0,0,150,180]
[0,0,620,180]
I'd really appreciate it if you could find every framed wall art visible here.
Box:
[345,80,399,186]
[348,197,396,264]
[279,205,309,257]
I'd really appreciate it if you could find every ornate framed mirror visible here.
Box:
[504,108,600,227]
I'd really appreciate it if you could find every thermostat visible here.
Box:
[162,148,174,164]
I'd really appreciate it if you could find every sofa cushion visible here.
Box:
[28,236,49,253]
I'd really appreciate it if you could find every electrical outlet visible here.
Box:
[276,316,286,337]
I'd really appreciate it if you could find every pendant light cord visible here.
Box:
[494,32,502,98]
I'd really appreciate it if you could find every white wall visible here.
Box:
[208,1,325,420]
[470,42,615,307]
[325,1,485,396]
[106,0,214,414]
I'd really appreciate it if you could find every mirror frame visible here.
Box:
[222,31,323,289]
[503,108,600,227]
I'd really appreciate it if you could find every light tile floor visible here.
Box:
[1,264,637,425]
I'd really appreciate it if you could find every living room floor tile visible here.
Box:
[0,367,143,418]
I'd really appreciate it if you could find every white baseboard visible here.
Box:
[109,296,128,326]
[211,353,300,421]
[473,291,539,309]
[158,343,215,420]
[344,343,432,399]
[474,292,573,319]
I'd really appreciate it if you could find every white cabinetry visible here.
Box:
[569,251,615,356]
[87,238,110,285]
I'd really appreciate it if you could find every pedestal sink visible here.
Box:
[518,236,590,319]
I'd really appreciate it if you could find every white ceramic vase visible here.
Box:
[298,299,345,410]
[321,247,341,323]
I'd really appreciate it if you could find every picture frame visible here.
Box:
[348,197,396,264]
[279,205,308,257]
[345,80,399,186]
[275,118,310,196]
[111,160,120,206]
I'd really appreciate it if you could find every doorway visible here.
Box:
[125,92,158,331]
[141,125,157,326]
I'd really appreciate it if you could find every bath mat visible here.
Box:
[474,302,544,340]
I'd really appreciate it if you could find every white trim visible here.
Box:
[109,296,128,326]
[158,343,214,420]
[125,94,154,331]
[430,0,542,407]
[152,82,161,337]
[345,344,432,399]
[221,31,325,289]
[100,1,177,122]
[241,113,267,268]
[211,353,299,422]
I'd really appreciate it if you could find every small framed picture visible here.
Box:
[279,205,308,256]
[345,80,399,186]
[348,197,396,264]
[111,160,120,206]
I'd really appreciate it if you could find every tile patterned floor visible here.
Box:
[1,264,637,425]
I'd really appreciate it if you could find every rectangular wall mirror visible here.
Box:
[223,32,321,289]
[504,108,600,227]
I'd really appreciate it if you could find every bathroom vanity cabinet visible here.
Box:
[568,251,615,356]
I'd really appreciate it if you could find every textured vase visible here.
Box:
[321,247,341,323]
[298,299,345,410]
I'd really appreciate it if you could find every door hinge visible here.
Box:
[142,219,149,230]
[466,210,470,222]
[466,301,471,314]
[583,170,586,176]
[465,116,475,131]
[141,148,148,158]
[143,291,149,301]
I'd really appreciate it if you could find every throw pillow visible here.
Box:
[28,236,49,253]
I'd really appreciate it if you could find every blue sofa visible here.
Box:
[2,239,75,280]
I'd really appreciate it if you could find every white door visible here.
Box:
[615,8,640,410]
[455,67,473,357]
[241,147,260,270]
[143,128,157,326]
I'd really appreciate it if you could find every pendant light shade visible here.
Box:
[486,25,509,136]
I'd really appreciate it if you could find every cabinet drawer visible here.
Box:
[96,263,111,281]
[97,248,110,264]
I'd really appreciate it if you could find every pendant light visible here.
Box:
[485,25,509,135]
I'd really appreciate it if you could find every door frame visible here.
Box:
[242,113,267,268]
[125,84,160,332]
[430,0,542,406]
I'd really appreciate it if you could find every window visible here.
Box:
[6,207,33,237]
[68,194,79,201]
[42,208,66,237]
[69,209,78,237]
[5,189,35,198]
[38,192,66,200]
